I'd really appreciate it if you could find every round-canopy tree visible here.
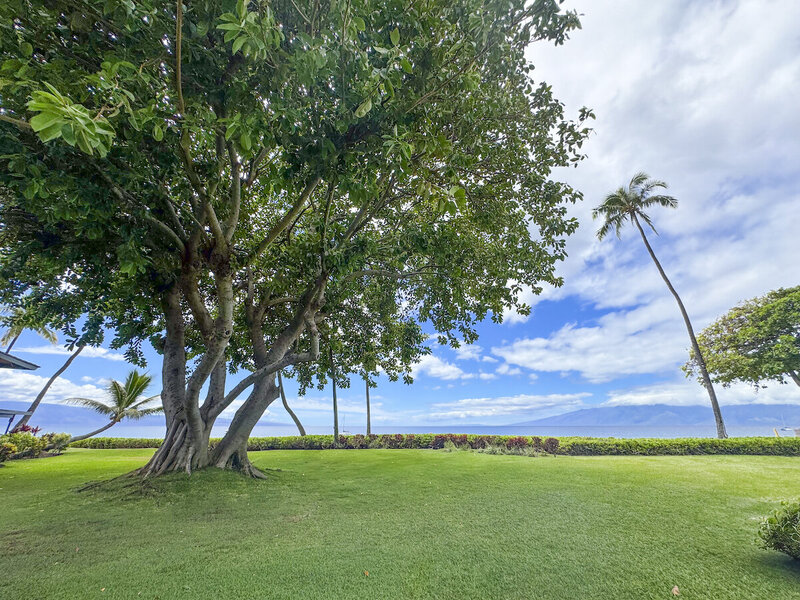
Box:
[0,0,592,476]
[685,286,800,389]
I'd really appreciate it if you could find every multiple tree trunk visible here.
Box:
[633,215,728,439]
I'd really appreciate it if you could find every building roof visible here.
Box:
[0,408,32,418]
[0,351,39,371]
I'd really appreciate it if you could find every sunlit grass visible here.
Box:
[1,449,798,599]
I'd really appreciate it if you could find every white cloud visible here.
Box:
[493,1,800,384]
[16,345,127,361]
[603,379,800,408]
[478,372,496,381]
[428,393,591,421]
[453,344,483,361]
[496,363,522,376]
[411,355,473,380]
[0,370,106,405]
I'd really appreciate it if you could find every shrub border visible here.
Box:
[69,434,800,455]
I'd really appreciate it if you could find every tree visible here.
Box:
[685,286,800,389]
[277,370,306,436]
[1,0,591,476]
[13,344,85,432]
[594,173,728,438]
[1,308,87,432]
[66,370,163,443]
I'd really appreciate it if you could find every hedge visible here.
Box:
[69,434,800,455]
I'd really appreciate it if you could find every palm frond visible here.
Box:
[122,406,164,420]
[65,397,116,416]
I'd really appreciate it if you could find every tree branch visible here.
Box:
[246,175,322,264]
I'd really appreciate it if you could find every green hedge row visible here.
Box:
[69,433,800,455]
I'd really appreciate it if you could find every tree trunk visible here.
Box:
[633,215,728,438]
[209,376,280,478]
[5,332,20,352]
[278,371,306,436]
[67,419,118,443]
[13,345,84,431]
[365,377,371,436]
[789,370,800,387]
[330,349,339,444]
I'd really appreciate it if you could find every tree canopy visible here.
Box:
[685,286,800,389]
[0,0,592,474]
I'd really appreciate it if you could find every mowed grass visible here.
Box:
[1,449,798,599]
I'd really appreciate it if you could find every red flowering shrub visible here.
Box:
[14,424,41,435]
[431,435,448,449]
[470,435,492,449]
[531,436,543,450]
[543,437,560,454]
[506,436,529,449]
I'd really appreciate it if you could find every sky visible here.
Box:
[2,0,800,432]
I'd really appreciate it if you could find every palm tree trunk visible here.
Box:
[365,377,371,436]
[789,370,800,387]
[330,348,339,445]
[67,419,118,444]
[5,333,20,352]
[277,371,306,436]
[633,215,727,438]
[14,345,85,431]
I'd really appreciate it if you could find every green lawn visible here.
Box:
[1,449,798,599]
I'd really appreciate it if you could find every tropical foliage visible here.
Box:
[595,173,728,438]
[66,370,162,442]
[0,0,591,474]
[685,286,800,389]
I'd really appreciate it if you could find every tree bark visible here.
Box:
[13,345,84,431]
[633,214,728,438]
[365,377,371,436]
[278,370,306,436]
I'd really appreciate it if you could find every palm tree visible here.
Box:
[594,172,728,438]
[65,370,163,443]
[3,311,85,432]
[1,309,58,352]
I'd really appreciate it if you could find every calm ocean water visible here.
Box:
[104,423,792,439]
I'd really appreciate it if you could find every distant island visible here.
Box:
[511,403,800,428]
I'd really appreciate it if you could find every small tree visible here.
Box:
[594,172,728,438]
[65,370,163,443]
[685,286,800,389]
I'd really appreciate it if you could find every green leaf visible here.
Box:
[30,112,62,132]
[20,42,33,58]
[352,16,366,32]
[38,122,64,142]
[231,35,246,54]
[239,131,252,151]
[152,124,164,141]
[390,28,400,46]
[400,58,412,74]
[354,97,372,118]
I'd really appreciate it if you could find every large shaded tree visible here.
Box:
[685,286,800,390]
[594,173,728,439]
[0,0,592,476]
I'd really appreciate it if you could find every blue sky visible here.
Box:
[3,0,800,431]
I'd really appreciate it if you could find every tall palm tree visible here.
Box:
[65,370,163,443]
[3,310,85,432]
[594,172,728,438]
